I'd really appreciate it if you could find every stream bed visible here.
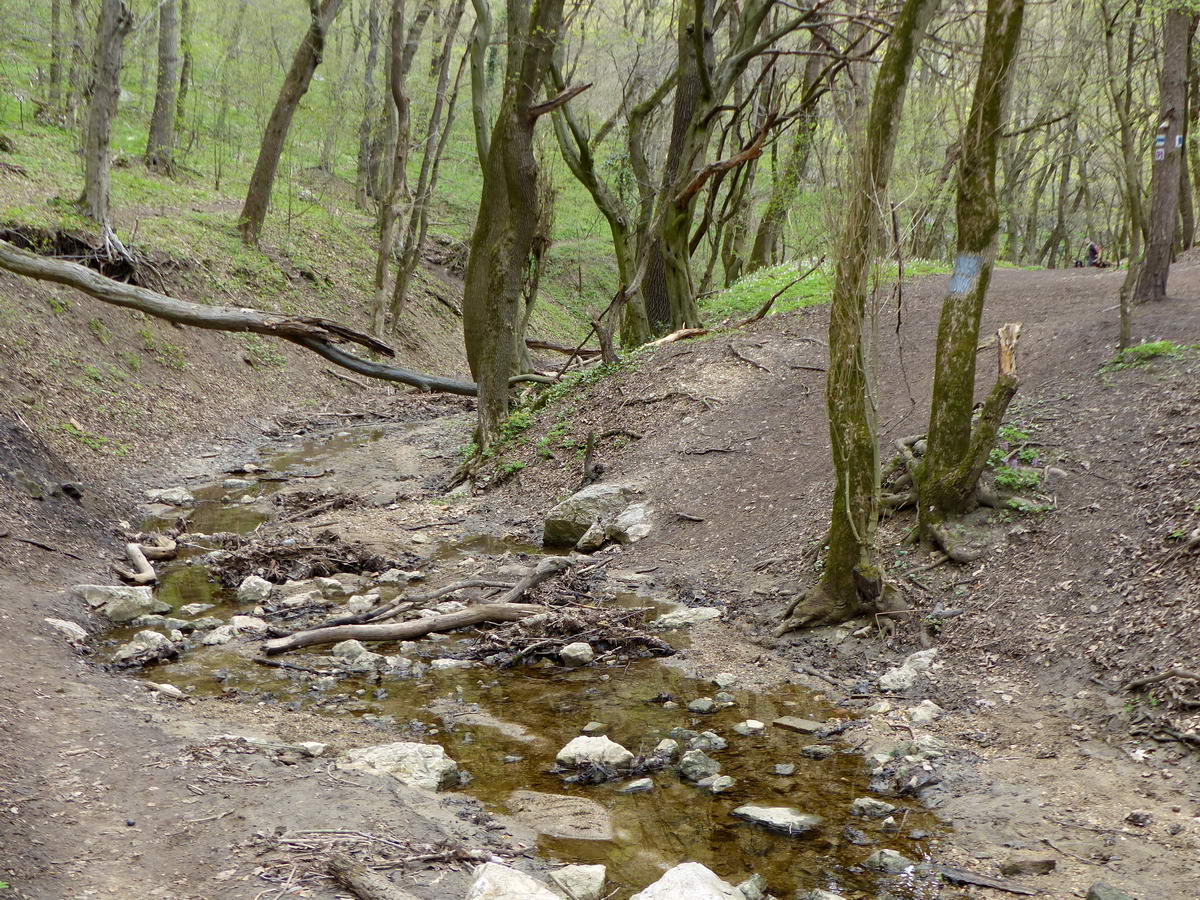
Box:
[106,422,944,899]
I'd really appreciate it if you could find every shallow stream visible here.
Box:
[113,423,941,899]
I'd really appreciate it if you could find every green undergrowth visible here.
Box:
[1103,339,1191,371]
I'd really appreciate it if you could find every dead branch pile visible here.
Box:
[272,490,360,522]
[469,605,674,667]
[251,830,516,898]
[203,529,410,587]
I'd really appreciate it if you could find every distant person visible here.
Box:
[1084,239,1101,267]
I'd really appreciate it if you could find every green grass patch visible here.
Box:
[1104,340,1186,370]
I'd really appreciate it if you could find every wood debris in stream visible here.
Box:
[202,528,412,587]
[468,605,674,667]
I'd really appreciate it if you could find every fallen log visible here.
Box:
[262,602,545,655]
[263,556,571,655]
[326,853,423,900]
[937,866,1037,896]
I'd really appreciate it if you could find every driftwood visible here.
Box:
[262,557,571,655]
[312,578,513,629]
[326,853,423,900]
[937,866,1037,896]
[113,542,157,584]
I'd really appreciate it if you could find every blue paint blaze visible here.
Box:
[947,253,984,296]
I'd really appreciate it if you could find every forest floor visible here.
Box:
[0,263,1197,900]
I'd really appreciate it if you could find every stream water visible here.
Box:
[111,423,941,899]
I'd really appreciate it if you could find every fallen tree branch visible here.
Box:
[113,542,157,584]
[263,558,571,655]
[0,239,492,396]
[1124,667,1200,691]
[326,852,423,900]
[646,327,708,347]
[735,255,826,327]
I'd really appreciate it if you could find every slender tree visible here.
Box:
[916,0,1027,553]
[238,0,346,246]
[175,0,193,138]
[1133,6,1194,303]
[49,0,64,110]
[145,0,181,171]
[78,0,133,228]
[779,0,941,633]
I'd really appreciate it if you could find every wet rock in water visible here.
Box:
[201,624,237,645]
[688,697,716,714]
[45,617,88,643]
[880,816,900,833]
[336,741,460,790]
[223,477,253,490]
[653,738,679,759]
[619,777,654,793]
[732,805,822,835]
[282,589,325,610]
[797,891,848,900]
[773,763,796,776]
[679,749,720,781]
[581,721,607,735]
[556,735,634,769]
[178,602,213,617]
[507,790,613,840]
[550,864,606,900]
[145,486,194,506]
[73,584,170,624]
[559,642,595,667]
[1086,884,1134,900]
[699,774,736,793]
[683,731,726,753]
[543,483,636,546]
[736,874,769,900]
[465,862,560,900]
[314,576,350,599]
[112,630,177,665]
[907,699,943,724]
[843,825,872,846]
[653,606,721,628]
[189,616,223,631]
[734,719,765,736]
[229,615,268,633]
[713,672,737,689]
[607,503,653,544]
[801,745,834,760]
[851,797,897,818]
[630,862,744,900]
[713,691,735,706]
[237,575,274,603]
[862,849,914,874]
[131,614,190,632]
[773,716,823,735]
[430,658,473,671]
[999,856,1056,876]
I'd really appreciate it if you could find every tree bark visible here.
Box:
[50,0,64,109]
[78,0,133,226]
[1133,6,1193,302]
[462,0,567,451]
[917,0,1026,544]
[355,0,383,208]
[238,0,345,246]
[779,0,941,634]
[175,0,193,138]
[66,0,88,123]
[145,0,180,171]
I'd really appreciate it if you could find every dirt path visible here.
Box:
[1,265,1197,899]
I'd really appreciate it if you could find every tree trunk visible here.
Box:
[66,0,88,123]
[175,0,193,139]
[1133,7,1192,302]
[145,0,180,171]
[371,0,435,335]
[238,0,345,246]
[917,0,1026,545]
[355,0,383,208]
[462,0,566,451]
[78,0,133,227]
[778,0,941,634]
[50,0,64,109]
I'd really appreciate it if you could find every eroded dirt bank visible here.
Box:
[1,266,1198,899]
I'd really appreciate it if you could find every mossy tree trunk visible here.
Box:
[916,0,1026,544]
[145,0,180,172]
[175,0,193,138]
[238,0,345,246]
[462,0,567,451]
[1133,6,1194,303]
[779,0,941,634]
[78,0,133,227]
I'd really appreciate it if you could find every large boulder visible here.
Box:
[72,584,171,624]
[237,575,275,603]
[465,863,560,900]
[506,791,613,841]
[732,805,822,835]
[555,735,634,769]
[630,863,743,900]
[607,503,653,544]
[543,483,635,547]
[336,742,460,790]
[112,630,176,666]
[145,486,194,506]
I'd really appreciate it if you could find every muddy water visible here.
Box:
[121,425,940,899]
